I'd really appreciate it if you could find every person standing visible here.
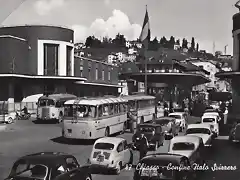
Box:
[139,133,149,160]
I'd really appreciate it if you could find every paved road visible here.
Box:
[0,118,240,180]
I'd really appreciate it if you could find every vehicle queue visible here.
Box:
[4,93,224,180]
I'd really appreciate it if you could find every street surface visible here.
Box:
[1,118,240,180]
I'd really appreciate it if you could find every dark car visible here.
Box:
[5,152,92,180]
[154,117,180,140]
[229,122,240,143]
[133,153,197,180]
[132,124,165,151]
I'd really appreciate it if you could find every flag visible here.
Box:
[139,6,151,49]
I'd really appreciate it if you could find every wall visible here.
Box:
[0,25,73,75]
[74,56,119,85]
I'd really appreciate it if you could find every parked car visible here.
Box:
[229,122,240,143]
[132,123,165,151]
[169,112,187,131]
[201,115,219,137]
[133,153,197,180]
[5,152,92,180]
[185,124,214,147]
[88,137,133,174]
[154,117,180,140]
[168,135,205,165]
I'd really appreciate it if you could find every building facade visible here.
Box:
[0,25,120,103]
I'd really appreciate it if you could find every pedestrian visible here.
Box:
[139,133,149,160]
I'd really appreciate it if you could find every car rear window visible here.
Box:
[172,142,195,150]
[186,128,210,135]
[203,118,215,122]
[155,119,170,125]
[94,143,114,150]
[169,115,181,119]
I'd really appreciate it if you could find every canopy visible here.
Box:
[22,94,43,103]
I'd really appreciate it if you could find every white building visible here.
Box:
[190,60,229,92]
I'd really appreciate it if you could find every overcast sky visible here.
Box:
[0,0,238,54]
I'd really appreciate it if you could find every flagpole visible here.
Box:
[144,5,148,95]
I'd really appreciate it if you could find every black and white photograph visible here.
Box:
[0,0,239,179]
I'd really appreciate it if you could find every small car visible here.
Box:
[88,137,133,174]
[133,153,197,180]
[201,115,219,137]
[5,152,92,180]
[203,109,221,121]
[132,123,165,151]
[229,122,240,143]
[154,117,180,140]
[168,135,204,165]
[185,124,214,147]
[169,112,187,131]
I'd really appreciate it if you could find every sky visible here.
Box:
[0,0,238,55]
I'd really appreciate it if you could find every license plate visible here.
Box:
[68,129,72,133]
[97,155,104,162]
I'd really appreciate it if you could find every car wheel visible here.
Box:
[115,162,122,174]
[154,141,158,151]
[85,175,92,180]
[7,117,13,124]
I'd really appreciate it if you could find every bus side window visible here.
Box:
[119,103,124,113]
[103,105,109,116]
[109,104,114,115]
[114,103,119,114]
[98,105,103,117]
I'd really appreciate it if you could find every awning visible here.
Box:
[215,71,240,80]
[120,72,210,86]
[75,81,123,88]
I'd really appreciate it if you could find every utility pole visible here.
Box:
[213,41,215,55]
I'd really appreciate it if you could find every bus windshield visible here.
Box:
[38,99,55,107]
[64,105,97,118]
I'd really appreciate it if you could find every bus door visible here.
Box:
[95,105,106,134]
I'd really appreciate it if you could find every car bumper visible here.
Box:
[89,164,117,170]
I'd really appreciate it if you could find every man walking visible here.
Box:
[139,133,149,160]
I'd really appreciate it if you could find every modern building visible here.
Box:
[0,25,120,104]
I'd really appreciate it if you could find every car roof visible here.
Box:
[202,115,217,118]
[205,109,218,112]
[139,123,161,127]
[170,135,201,145]
[16,152,74,167]
[141,153,185,164]
[169,112,184,115]
[156,117,174,120]
[95,137,125,145]
[187,124,211,129]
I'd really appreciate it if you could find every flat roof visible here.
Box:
[0,24,73,31]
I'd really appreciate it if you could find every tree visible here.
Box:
[149,37,159,50]
[215,51,223,57]
[112,33,126,47]
[196,43,199,51]
[182,38,188,49]
[168,36,175,49]
[176,39,180,45]
[191,37,195,51]
[85,36,94,47]
[159,36,167,46]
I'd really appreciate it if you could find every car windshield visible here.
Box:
[139,127,155,133]
[169,115,181,119]
[186,128,210,135]
[12,163,47,179]
[94,143,114,150]
[203,118,215,122]
[38,99,55,107]
[172,142,195,150]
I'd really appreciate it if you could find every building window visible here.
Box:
[80,66,83,77]
[43,43,59,76]
[80,59,83,66]
[66,46,72,76]
[88,68,91,80]
[102,70,105,80]
[108,71,110,81]
[95,68,98,80]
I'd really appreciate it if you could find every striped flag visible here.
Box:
[139,6,151,49]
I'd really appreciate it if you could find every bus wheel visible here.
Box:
[140,116,144,124]
[105,127,110,137]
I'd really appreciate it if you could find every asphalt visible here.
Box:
[0,117,240,180]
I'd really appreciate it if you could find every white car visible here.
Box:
[168,135,204,164]
[88,137,133,174]
[201,115,219,137]
[185,124,214,146]
[168,112,187,131]
[203,109,221,121]
[0,112,16,124]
